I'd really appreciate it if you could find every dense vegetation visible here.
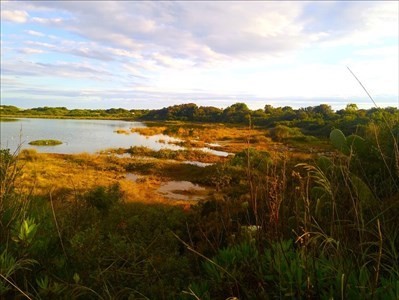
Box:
[2,103,398,139]
[0,105,148,119]
[1,102,398,299]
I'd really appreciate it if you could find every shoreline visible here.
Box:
[0,114,136,121]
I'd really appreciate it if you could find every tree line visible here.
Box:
[2,102,398,138]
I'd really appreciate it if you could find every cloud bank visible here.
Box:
[1,1,398,109]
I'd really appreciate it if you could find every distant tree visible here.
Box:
[296,108,310,120]
[105,108,129,115]
[176,103,198,120]
[313,104,334,118]
[282,106,293,112]
[252,109,267,118]
[222,103,251,123]
[195,106,222,122]
[0,105,20,114]
[345,103,358,113]
[264,104,275,114]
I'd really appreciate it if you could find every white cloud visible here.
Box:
[1,10,29,23]
[1,1,397,109]
[10,1,308,63]
[6,1,398,65]
[31,17,64,25]
[25,41,57,49]
[316,2,398,47]
[1,60,116,81]
[18,48,45,54]
[25,30,45,37]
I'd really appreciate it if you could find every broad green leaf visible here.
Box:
[330,129,350,155]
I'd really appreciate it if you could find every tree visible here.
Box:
[345,103,358,113]
[313,104,333,118]
[264,104,275,114]
[222,103,251,123]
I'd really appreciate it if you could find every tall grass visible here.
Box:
[1,100,397,298]
[183,116,398,299]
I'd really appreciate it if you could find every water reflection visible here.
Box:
[182,161,213,167]
[1,118,231,157]
[125,173,141,182]
[198,147,229,157]
[0,118,181,154]
[157,181,208,201]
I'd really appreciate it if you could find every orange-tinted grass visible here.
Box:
[16,151,197,205]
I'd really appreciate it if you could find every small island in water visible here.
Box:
[28,139,63,146]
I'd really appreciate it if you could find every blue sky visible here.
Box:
[1,1,398,110]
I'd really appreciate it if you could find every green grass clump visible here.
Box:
[127,146,224,163]
[28,139,62,146]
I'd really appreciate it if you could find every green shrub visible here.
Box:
[84,183,123,215]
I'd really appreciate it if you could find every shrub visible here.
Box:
[84,183,123,215]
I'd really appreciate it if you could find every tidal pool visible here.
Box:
[125,173,141,182]
[157,180,209,201]
[182,161,213,167]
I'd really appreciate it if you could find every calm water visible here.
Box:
[0,118,182,154]
[157,180,208,201]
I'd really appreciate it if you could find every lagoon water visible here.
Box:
[0,118,183,154]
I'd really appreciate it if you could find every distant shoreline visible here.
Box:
[0,114,135,121]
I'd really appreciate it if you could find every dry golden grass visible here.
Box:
[14,124,316,207]
[131,123,279,154]
[131,126,167,136]
[115,129,130,134]
[16,151,188,205]
[132,123,323,161]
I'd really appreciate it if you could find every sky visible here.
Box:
[1,1,398,110]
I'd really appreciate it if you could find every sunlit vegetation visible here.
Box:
[130,125,168,136]
[28,139,63,146]
[126,146,226,163]
[1,102,398,298]
[114,129,130,134]
[131,122,277,154]
[15,150,175,204]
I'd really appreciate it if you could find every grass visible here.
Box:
[132,122,277,154]
[127,146,226,163]
[131,126,167,136]
[16,151,212,205]
[2,99,398,298]
[114,129,130,134]
[132,122,327,161]
[135,122,255,143]
[1,116,397,298]
[28,139,63,146]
